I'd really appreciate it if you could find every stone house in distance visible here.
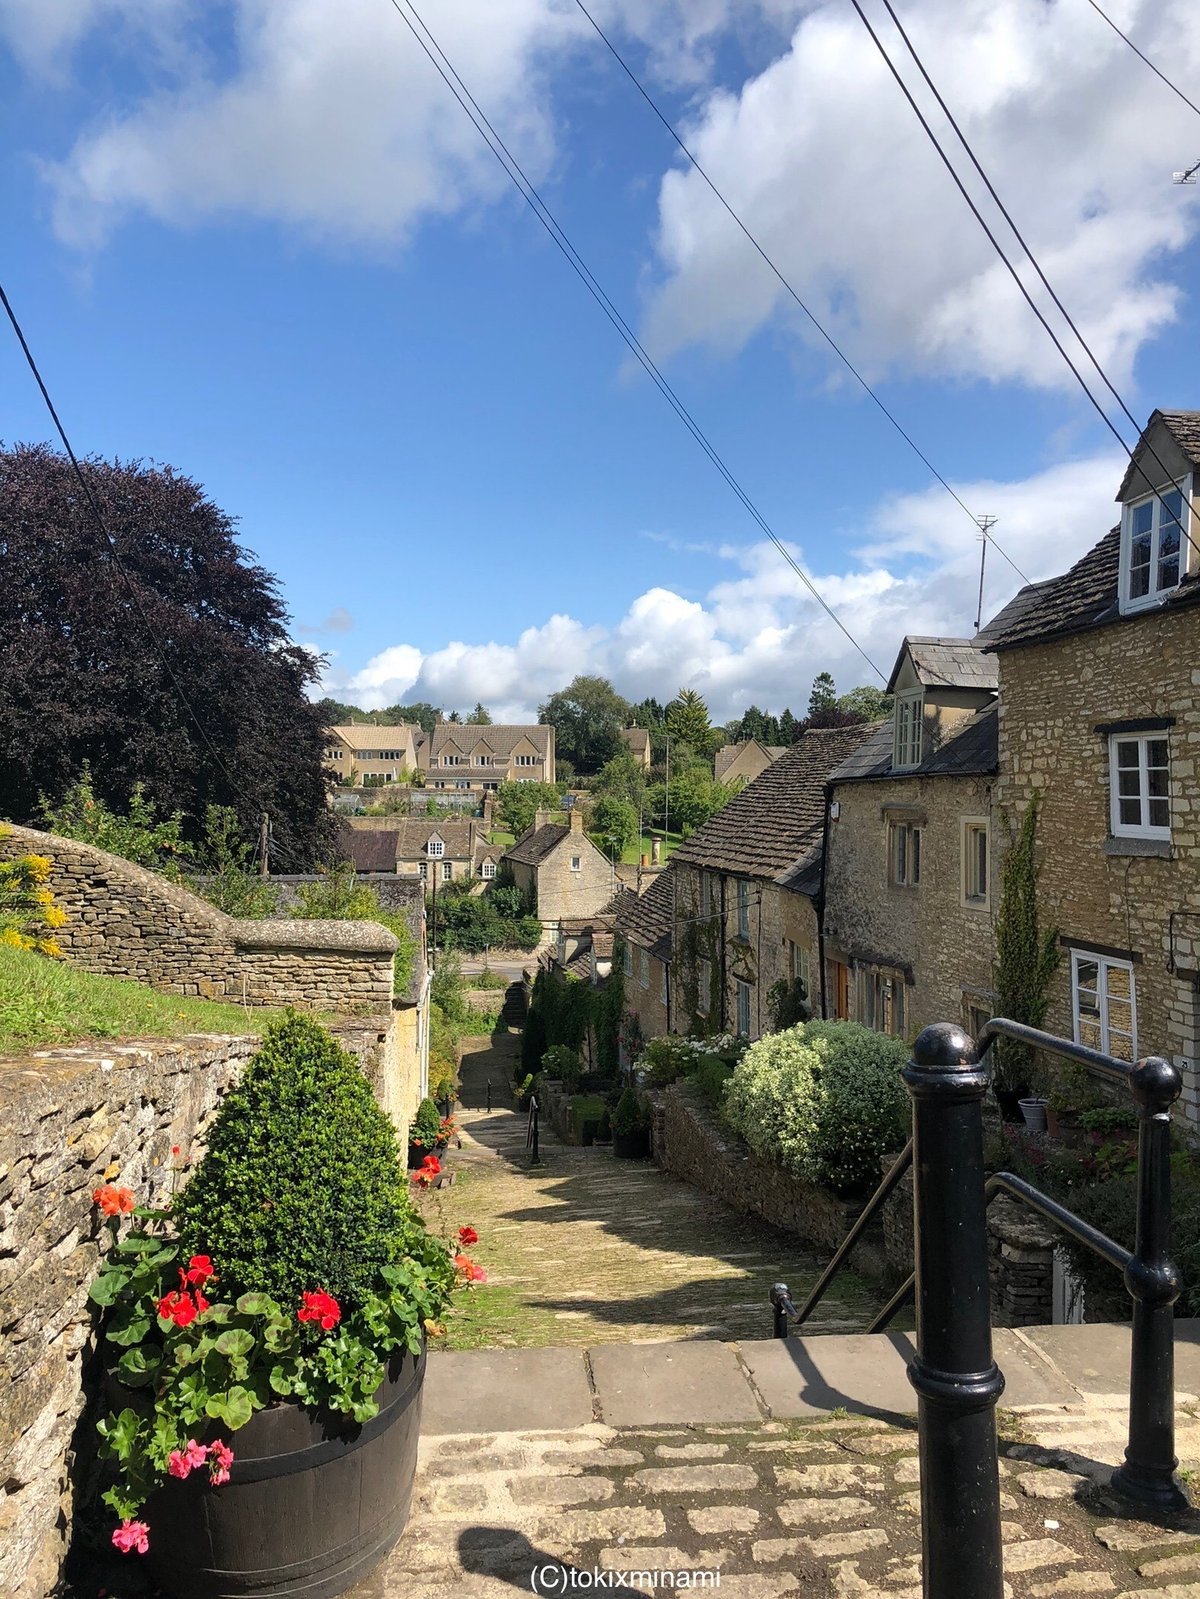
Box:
[343,817,497,885]
[422,723,555,793]
[822,636,999,1040]
[714,739,787,788]
[669,724,879,1040]
[984,409,1200,1121]
[612,870,676,1042]
[324,724,420,787]
[504,808,615,938]
[620,726,652,771]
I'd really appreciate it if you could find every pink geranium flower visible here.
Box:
[209,1439,235,1486]
[112,1519,150,1554]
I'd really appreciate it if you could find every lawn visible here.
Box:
[620,830,683,865]
[488,830,516,847]
[0,945,277,1053]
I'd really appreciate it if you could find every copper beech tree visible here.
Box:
[0,443,336,866]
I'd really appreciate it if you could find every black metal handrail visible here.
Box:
[769,1016,1186,1599]
[525,1093,541,1166]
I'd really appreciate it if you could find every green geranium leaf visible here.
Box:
[207,1385,255,1430]
[117,1346,162,1387]
[268,1364,293,1396]
[215,1328,255,1359]
[88,1268,132,1306]
[105,1314,151,1348]
[236,1292,278,1316]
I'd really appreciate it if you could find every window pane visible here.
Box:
[1106,965,1131,1002]
[1075,958,1099,993]
[1115,739,1140,771]
[1078,1017,1103,1051]
[1159,511,1181,591]
[912,828,921,884]
[1107,998,1133,1037]
[1129,531,1152,597]
[1149,797,1170,828]
[1133,500,1154,536]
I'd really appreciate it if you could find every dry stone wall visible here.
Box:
[0,1021,394,1599]
[0,824,396,1014]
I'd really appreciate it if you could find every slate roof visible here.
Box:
[611,868,675,962]
[714,742,786,781]
[337,825,399,873]
[980,527,1200,652]
[828,705,998,784]
[621,727,651,754]
[673,724,880,881]
[504,823,570,866]
[886,637,999,693]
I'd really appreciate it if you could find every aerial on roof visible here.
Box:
[504,822,570,866]
[829,705,998,785]
[886,637,999,694]
[981,526,1200,653]
[673,724,879,881]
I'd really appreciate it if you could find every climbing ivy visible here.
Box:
[992,791,1060,1092]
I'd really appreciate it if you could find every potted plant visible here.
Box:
[408,1095,443,1167]
[611,1087,650,1160]
[89,1014,480,1598]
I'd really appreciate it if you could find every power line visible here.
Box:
[852,0,1200,567]
[0,279,312,872]
[386,0,886,682]
[569,0,1033,590]
[1084,0,1200,124]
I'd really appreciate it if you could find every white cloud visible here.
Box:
[641,0,1200,391]
[320,449,1122,721]
[33,0,794,248]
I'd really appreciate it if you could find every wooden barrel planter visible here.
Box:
[138,1343,425,1599]
[612,1128,650,1160]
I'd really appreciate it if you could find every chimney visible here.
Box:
[651,835,662,865]
[569,805,584,834]
[534,808,553,830]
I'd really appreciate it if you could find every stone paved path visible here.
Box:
[377,1408,1200,1597]
[434,1035,883,1350]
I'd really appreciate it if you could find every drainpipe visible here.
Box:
[719,874,728,1032]
[816,781,834,1021]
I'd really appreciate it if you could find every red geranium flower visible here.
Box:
[183,1254,216,1287]
[411,1153,441,1187]
[93,1184,135,1217]
[454,1253,487,1283]
[457,1226,479,1247]
[297,1290,341,1331]
[157,1290,198,1328]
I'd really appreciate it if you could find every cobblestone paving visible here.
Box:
[381,1412,1200,1598]
[435,1036,883,1350]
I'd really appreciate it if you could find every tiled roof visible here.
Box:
[327,725,416,754]
[978,528,1200,652]
[390,820,476,859]
[428,723,552,758]
[887,637,999,693]
[673,724,880,880]
[504,822,569,866]
[828,705,998,784]
[337,825,399,873]
[612,868,675,962]
[621,727,651,753]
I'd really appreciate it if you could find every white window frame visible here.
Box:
[481,861,497,880]
[441,861,453,881]
[1071,950,1137,1062]
[1108,733,1171,840]
[893,691,924,770]
[1119,477,1192,614]
[888,822,921,888]
[736,879,751,939]
[570,855,582,872]
[427,838,445,858]
[735,978,752,1038]
[960,818,989,908]
[788,940,812,995]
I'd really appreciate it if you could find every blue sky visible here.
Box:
[2,0,1199,721]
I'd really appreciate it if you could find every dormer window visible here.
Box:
[427,837,445,858]
[1121,480,1189,612]
[893,691,923,770]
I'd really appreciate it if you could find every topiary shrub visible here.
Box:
[612,1086,648,1136]
[172,1013,418,1312]
[723,1020,908,1194]
[409,1096,442,1151]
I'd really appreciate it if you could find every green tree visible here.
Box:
[40,766,192,878]
[538,675,631,774]
[665,688,713,754]
[466,703,492,724]
[808,671,837,718]
[993,793,1060,1092]
[496,779,562,839]
[595,750,648,814]
[778,709,798,744]
[837,685,893,723]
[589,793,639,855]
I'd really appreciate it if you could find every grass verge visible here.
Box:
[0,945,276,1053]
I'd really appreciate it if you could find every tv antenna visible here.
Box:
[974,516,998,634]
[1173,158,1200,184]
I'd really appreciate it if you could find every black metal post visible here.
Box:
[486,1080,492,1113]
[528,1095,541,1167]
[1112,1054,1186,1511]
[769,1282,796,1339]
[905,1023,1004,1599]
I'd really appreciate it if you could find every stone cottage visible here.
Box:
[503,808,615,938]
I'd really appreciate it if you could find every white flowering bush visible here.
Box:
[635,1032,745,1086]
[723,1021,908,1194]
